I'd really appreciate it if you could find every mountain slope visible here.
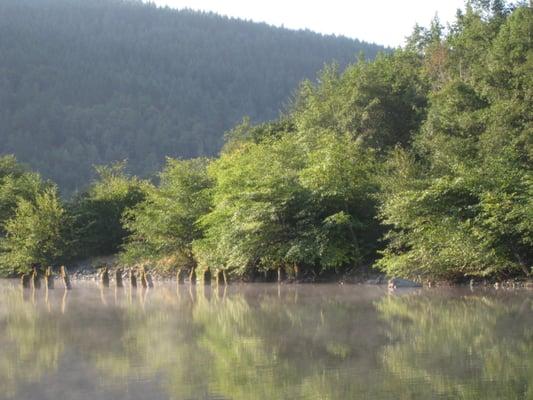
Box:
[0,0,387,192]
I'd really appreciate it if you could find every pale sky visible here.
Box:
[152,0,466,47]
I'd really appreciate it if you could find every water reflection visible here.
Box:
[0,282,531,400]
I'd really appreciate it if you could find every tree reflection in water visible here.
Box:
[0,282,530,400]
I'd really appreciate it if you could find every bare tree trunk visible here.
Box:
[20,273,31,289]
[140,267,148,288]
[189,267,196,285]
[277,267,283,283]
[60,266,72,290]
[222,269,227,285]
[45,266,54,289]
[129,269,137,288]
[177,268,184,284]
[146,271,154,288]
[101,266,110,287]
[31,266,41,289]
[115,268,123,288]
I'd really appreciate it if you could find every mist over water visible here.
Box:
[0,281,531,400]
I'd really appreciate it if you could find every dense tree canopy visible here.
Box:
[122,158,212,270]
[0,0,385,193]
[377,2,532,279]
[0,0,530,281]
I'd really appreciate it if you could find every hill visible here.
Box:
[0,0,386,192]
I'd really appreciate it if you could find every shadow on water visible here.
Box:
[0,281,531,400]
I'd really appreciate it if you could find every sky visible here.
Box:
[152,0,466,47]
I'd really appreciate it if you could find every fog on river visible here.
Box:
[0,281,531,400]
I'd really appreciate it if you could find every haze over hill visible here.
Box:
[0,0,386,192]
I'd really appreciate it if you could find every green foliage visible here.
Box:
[69,162,148,259]
[0,1,530,281]
[377,3,532,279]
[0,0,385,193]
[293,51,428,151]
[194,130,379,276]
[0,187,68,275]
[0,155,46,236]
[121,158,212,269]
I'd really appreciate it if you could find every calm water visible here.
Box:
[0,281,531,400]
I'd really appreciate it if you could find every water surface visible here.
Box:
[0,281,531,400]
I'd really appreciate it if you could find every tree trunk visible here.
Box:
[45,266,54,289]
[189,267,196,285]
[115,268,123,288]
[203,268,211,285]
[20,273,31,289]
[294,264,300,281]
[177,268,184,284]
[101,267,110,287]
[60,266,72,290]
[222,269,227,285]
[129,269,137,288]
[140,268,148,288]
[146,272,154,288]
[31,266,41,289]
[277,267,283,283]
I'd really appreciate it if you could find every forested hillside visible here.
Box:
[0,0,530,282]
[0,0,385,192]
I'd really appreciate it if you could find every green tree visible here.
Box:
[69,162,148,259]
[195,129,379,279]
[0,187,68,275]
[121,158,212,272]
[377,3,532,279]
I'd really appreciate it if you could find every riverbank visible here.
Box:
[48,258,532,290]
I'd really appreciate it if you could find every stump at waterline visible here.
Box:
[129,269,137,288]
[177,269,185,284]
[20,273,31,288]
[115,268,124,287]
[45,266,54,289]
[31,266,41,289]
[140,267,148,289]
[101,266,110,287]
[60,266,72,290]
[214,269,227,286]
[146,272,154,288]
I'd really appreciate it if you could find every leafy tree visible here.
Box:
[69,162,148,259]
[0,187,68,275]
[121,158,212,272]
[195,130,379,278]
[0,155,46,236]
[377,3,532,279]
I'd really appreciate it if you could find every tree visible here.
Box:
[121,158,212,273]
[377,3,532,279]
[0,187,68,275]
[69,162,148,259]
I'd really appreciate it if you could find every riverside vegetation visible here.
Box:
[0,0,531,284]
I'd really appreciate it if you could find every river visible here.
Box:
[0,281,531,399]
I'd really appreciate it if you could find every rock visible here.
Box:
[388,277,422,289]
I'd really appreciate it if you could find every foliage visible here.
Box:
[69,162,149,259]
[121,158,212,270]
[0,0,385,193]
[194,130,379,276]
[0,187,68,275]
[0,155,47,236]
[377,4,532,279]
